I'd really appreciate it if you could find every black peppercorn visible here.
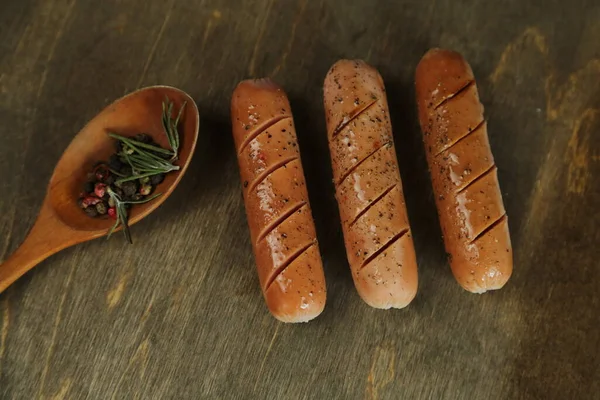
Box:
[84,207,99,217]
[134,133,153,144]
[122,181,138,198]
[108,154,123,171]
[83,181,95,194]
[104,174,116,186]
[150,173,165,185]
[119,165,133,177]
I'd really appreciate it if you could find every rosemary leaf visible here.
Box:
[162,101,174,152]
[173,101,185,153]
[109,133,174,156]
[161,97,184,160]
[125,154,160,170]
[123,158,178,175]
[120,151,138,175]
[107,214,120,239]
[132,149,170,164]
[128,153,174,169]
[106,188,123,240]
[117,205,132,244]
[126,192,162,204]
[109,168,126,177]
[116,171,170,184]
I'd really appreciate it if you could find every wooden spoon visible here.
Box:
[0,86,199,293]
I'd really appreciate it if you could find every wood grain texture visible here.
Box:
[0,0,599,399]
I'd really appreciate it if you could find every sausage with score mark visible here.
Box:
[231,79,327,322]
[323,60,418,309]
[415,49,513,293]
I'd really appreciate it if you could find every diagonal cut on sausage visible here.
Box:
[415,48,513,293]
[231,78,326,322]
[323,60,418,309]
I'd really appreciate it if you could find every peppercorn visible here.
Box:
[121,181,138,198]
[150,173,165,185]
[96,202,108,215]
[119,165,133,177]
[83,181,95,194]
[95,166,109,181]
[108,207,117,219]
[104,174,116,185]
[82,196,101,208]
[134,133,153,144]
[139,183,152,196]
[108,154,123,171]
[84,207,99,218]
[94,183,107,198]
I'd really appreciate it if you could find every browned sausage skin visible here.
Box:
[324,60,418,309]
[231,79,326,322]
[415,49,513,293]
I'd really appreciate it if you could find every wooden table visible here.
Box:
[1,0,598,398]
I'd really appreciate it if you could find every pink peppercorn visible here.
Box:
[94,183,107,198]
[82,196,101,208]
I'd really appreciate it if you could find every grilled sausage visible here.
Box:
[323,60,418,309]
[415,48,513,293]
[231,78,326,322]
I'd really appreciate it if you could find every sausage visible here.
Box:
[415,48,513,293]
[323,60,418,309]
[231,78,326,322]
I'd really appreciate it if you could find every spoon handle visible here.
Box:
[0,207,76,293]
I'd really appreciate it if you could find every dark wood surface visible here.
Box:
[1,0,598,399]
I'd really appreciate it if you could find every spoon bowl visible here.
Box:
[0,85,199,293]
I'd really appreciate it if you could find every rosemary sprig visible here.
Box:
[106,187,161,244]
[108,98,185,184]
[89,98,185,244]
[162,97,186,160]
[108,136,180,185]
